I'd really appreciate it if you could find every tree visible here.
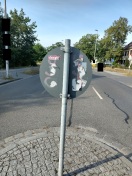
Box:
[97,39,107,62]
[46,42,64,52]
[74,34,98,61]
[102,17,132,62]
[32,43,47,63]
[10,8,38,67]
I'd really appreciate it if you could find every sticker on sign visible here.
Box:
[48,55,61,60]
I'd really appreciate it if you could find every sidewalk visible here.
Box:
[0,127,132,176]
[93,68,132,88]
[0,67,38,85]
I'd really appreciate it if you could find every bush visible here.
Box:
[125,59,129,68]
[112,63,118,68]
[117,64,125,69]
[112,63,125,69]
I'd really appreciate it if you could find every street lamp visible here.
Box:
[94,29,98,62]
[4,0,7,17]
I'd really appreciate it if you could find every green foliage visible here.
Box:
[105,17,132,45]
[102,17,132,62]
[46,42,64,52]
[74,34,98,61]
[97,39,107,62]
[74,17,132,63]
[125,59,129,68]
[10,8,38,67]
[114,64,125,69]
[32,43,47,62]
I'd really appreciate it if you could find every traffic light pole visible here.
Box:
[6,57,9,78]
[4,0,9,78]
[5,31,9,78]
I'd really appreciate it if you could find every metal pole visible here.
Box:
[58,39,70,176]
[4,0,9,78]
[4,0,6,17]
[94,30,98,61]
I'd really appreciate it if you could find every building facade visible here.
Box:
[123,42,132,59]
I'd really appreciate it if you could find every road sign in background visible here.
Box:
[40,47,92,98]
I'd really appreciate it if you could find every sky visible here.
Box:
[1,0,132,47]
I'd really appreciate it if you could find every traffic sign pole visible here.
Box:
[40,39,92,175]
[58,39,71,176]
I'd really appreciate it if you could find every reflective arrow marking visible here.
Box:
[92,86,103,100]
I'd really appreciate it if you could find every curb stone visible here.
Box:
[0,126,132,160]
[75,126,132,159]
[0,78,22,85]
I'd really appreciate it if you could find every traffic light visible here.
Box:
[3,49,11,60]
[2,34,10,46]
[2,18,10,31]
[1,18,11,60]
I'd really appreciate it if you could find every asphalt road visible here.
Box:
[0,70,132,150]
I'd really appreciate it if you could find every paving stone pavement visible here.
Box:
[0,127,132,176]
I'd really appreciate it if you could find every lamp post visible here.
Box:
[4,0,7,17]
[94,30,98,62]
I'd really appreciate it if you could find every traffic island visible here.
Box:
[0,127,132,176]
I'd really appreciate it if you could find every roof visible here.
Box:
[124,42,132,50]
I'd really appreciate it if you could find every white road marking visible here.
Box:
[92,86,103,100]
[119,81,132,88]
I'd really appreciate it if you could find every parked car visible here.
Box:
[104,60,112,66]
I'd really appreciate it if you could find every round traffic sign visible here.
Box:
[40,47,92,98]
[40,47,64,98]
